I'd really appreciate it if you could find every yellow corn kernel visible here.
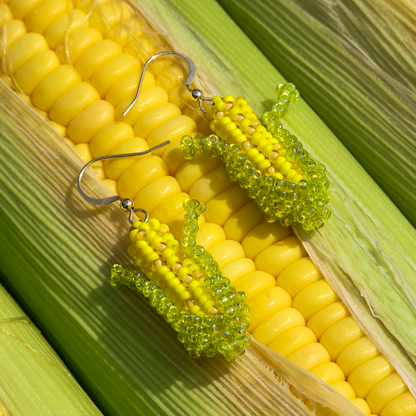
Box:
[76,39,122,81]
[160,140,186,176]
[147,115,197,155]
[124,35,155,64]
[348,356,394,398]
[336,337,380,377]
[307,301,351,339]
[293,280,340,321]
[102,178,118,195]
[89,121,134,158]
[89,2,132,36]
[380,392,416,416]
[252,307,305,346]
[234,270,275,300]
[68,100,115,143]
[320,317,365,361]
[311,362,345,385]
[49,121,66,137]
[351,398,371,415]
[366,373,408,415]
[246,287,292,332]
[331,381,356,400]
[74,143,92,163]
[104,137,150,180]
[92,166,106,181]
[155,65,185,92]
[74,0,110,14]
[223,202,264,242]
[56,28,103,65]
[209,240,245,269]
[168,211,206,241]
[287,342,331,371]
[189,166,234,204]
[32,65,82,112]
[242,220,291,260]
[117,155,169,200]
[105,71,155,107]
[276,257,323,298]
[175,153,223,192]
[151,192,190,226]
[269,326,317,357]
[134,103,181,139]
[4,19,27,48]
[49,82,100,126]
[133,176,182,215]
[205,186,249,226]
[45,9,88,49]
[0,4,13,23]
[10,0,43,20]
[91,54,140,98]
[168,85,188,110]
[255,236,307,278]
[65,138,75,147]
[14,49,60,95]
[195,222,226,251]
[116,86,169,126]
[105,18,144,47]
[221,258,256,284]
[8,33,49,74]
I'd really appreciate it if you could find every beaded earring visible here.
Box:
[124,51,331,232]
[77,143,250,362]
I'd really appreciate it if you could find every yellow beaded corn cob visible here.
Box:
[1,1,415,415]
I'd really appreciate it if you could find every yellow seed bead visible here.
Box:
[190,305,201,314]
[258,159,271,170]
[45,9,88,49]
[14,50,60,95]
[8,33,49,74]
[56,27,103,65]
[221,258,256,284]
[234,270,275,301]
[167,277,180,288]
[337,337,380,377]
[380,392,416,416]
[287,342,331,371]
[202,300,215,314]
[68,100,115,143]
[118,156,169,200]
[133,176,181,215]
[89,3,132,36]
[307,301,351,339]
[310,362,345,385]
[275,156,286,169]
[195,222,226,251]
[49,121,66,137]
[32,65,81,112]
[4,19,27,48]
[161,140,187,176]
[74,143,92,163]
[280,161,292,175]
[76,39,122,81]
[276,257,323,298]
[293,280,340,321]
[205,186,250,226]
[146,251,159,263]
[268,326,317,357]
[104,137,149,180]
[189,166,234,204]
[89,121,134,158]
[147,115,197,156]
[330,381,356,400]
[209,240,245,269]
[292,173,303,183]
[151,192,190,226]
[246,287,292,332]
[320,317,365,361]
[351,398,371,415]
[175,153,223,192]
[242,220,291,260]
[50,82,100,126]
[349,356,395,398]
[102,179,118,196]
[255,236,307,278]
[367,373,408,415]
[252,307,305,346]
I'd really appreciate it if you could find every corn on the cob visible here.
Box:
[1,1,415,415]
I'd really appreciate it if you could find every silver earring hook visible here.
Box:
[122,51,212,116]
[77,140,170,223]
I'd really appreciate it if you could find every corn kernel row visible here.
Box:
[1,1,415,415]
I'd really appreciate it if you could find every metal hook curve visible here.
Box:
[123,51,212,116]
[77,140,170,207]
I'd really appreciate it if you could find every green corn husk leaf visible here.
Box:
[0,278,102,416]
[0,0,415,414]
[216,0,416,228]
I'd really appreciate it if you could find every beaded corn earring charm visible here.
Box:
[78,143,250,362]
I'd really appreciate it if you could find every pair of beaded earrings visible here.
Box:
[77,51,330,361]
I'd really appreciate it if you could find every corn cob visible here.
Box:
[1,1,415,415]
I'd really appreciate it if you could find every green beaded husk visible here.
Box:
[110,199,250,362]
